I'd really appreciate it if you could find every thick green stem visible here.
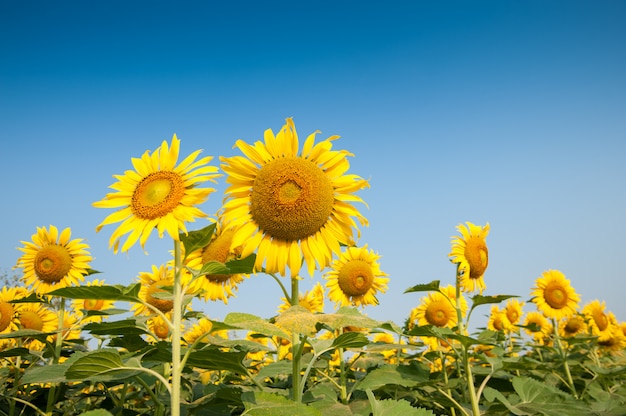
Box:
[552,319,578,398]
[46,297,66,415]
[290,275,301,402]
[171,240,183,416]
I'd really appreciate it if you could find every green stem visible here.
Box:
[46,297,66,415]
[338,346,348,404]
[552,319,578,398]
[171,240,183,416]
[290,275,301,402]
[268,271,291,301]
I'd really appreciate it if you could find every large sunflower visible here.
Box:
[325,245,388,308]
[93,135,220,253]
[220,118,369,277]
[410,288,458,329]
[186,219,247,304]
[531,270,580,319]
[448,222,490,294]
[16,225,92,294]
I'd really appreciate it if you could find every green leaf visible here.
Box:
[471,294,518,308]
[78,410,114,416]
[0,347,30,358]
[403,280,440,294]
[241,391,322,416]
[366,389,435,416]
[83,319,149,336]
[355,364,429,391]
[180,223,217,259]
[49,284,140,302]
[224,312,290,339]
[198,254,257,275]
[0,329,52,340]
[21,362,70,385]
[65,349,142,381]
[317,307,381,331]
[331,332,369,350]
[185,349,249,374]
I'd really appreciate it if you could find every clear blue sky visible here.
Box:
[1,1,625,329]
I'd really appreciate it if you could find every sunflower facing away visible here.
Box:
[531,269,580,320]
[449,222,490,294]
[17,225,92,294]
[93,135,220,253]
[220,118,369,277]
[325,245,388,308]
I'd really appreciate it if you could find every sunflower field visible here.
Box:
[1,119,625,416]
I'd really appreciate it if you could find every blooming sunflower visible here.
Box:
[147,315,172,341]
[72,279,116,324]
[186,220,247,304]
[0,287,29,334]
[449,222,490,294]
[132,264,191,317]
[523,311,552,345]
[503,298,525,328]
[410,288,458,329]
[487,306,511,332]
[582,300,617,343]
[278,282,325,313]
[17,303,58,350]
[558,314,587,338]
[325,245,388,308]
[93,135,220,253]
[16,225,92,294]
[220,118,369,277]
[531,270,580,320]
[183,317,214,345]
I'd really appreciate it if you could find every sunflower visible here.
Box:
[147,315,172,341]
[582,300,617,343]
[0,287,29,334]
[186,219,247,304]
[16,225,92,294]
[17,303,58,350]
[503,298,525,328]
[487,306,511,332]
[93,135,220,253]
[597,324,626,352]
[558,314,587,338]
[132,264,191,317]
[523,311,552,345]
[325,245,388,308]
[278,282,325,314]
[220,118,369,277]
[531,270,580,319]
[72,279,117,324]
[183,317,214,345]
[410,288,458,329]
[449,222,490,294]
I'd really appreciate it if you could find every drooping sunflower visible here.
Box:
[72,279,116,324]
[531,270,580,319]
[93,135,221,253]
[523,311,552,345]
[132,264,191,317]
[448,222,490,294]
[186,219,248,304]
[410,288,458,329]
[582,300,617,342]
[220,118,369,277]
[16,225,92,294]
[325,245,388,308]
[278,282,325,314]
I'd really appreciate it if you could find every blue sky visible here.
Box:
[1,1,625,329]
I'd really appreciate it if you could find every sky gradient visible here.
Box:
[2,1,625,329]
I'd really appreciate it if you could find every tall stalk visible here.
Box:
[170,240,183,416]
[290,275,301,402]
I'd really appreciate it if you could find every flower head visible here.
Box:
[523,311,552,345]
[503,298,525,327]
[583,300,618,343]
[17,303,58,350]
[558,314,587,338]
[220,118,369,277]
[487,305,512,332]
[93,135,220,253]
[531,270,580,319]
[72,279,116,324]
[17,225,92,294]
[278,282,325,314]
[0,286,29,334]
[132,264,191,317]
[449,222,490,294]
[325,245,388,308]
[184,317,214,345]
[410,286,460,329]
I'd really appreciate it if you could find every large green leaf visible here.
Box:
[224,312,290,339]
[180,223,217,259]
[198,254,257,276]
[241,391,322,416]
[331,332,370,350]
[21,362,71,385]
[49,284,141,302]
[83,319,149,336]
[355,363,430,391]
[366,389,435,416]
[185,349,249,374]
[65,349,142,381]
[317,307,381,331]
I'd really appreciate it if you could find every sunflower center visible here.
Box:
[146,279,174,312]
[153,321,170,339]
[544,285,568,309]
[201,229,238,283]
[592,309,608,331]
[564,317,582,334]
[0,302,15,332]
[34,244,72,283]
[425,302,451,327]
[19,310,44,331]
[506,309,519,324]
[84,299,105,311]
[337,260,374,297]
[251,157,334,241]
[132,171,186,220]
[492,315,504,331]
[465,237,488,279]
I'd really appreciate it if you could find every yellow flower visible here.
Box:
[17,303,58,350]
[72,279,116,324]
[186,219,247,304]
[449,222,490,294]
[278,282,325,313]
[582,300,617,343]
[503,298,525,327]
[132,264,191,317]
[410,288,458,329]
[148,315,172,341]
[16,225,92,294]
[523,311,552,345]
[487,305,511,332]
[531,270,580,319]
[184,318,214,345]
[220,118,369,277]
[325,245,388,308]
[597,324,626,352]
[93,135,220,253]
[558,314,587,338]
[0,287,29,334]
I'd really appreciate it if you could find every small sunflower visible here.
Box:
[147,315,173,341]
[183,317,214,345]
[17,303,58,350]
[410,288,458,329]
[487,306,511,332]
[186,220,247,304]
[558,314,587,338]
[582,300,617,343]
[503,298,525,327]
[448,222,490,294]
[220,118,369,277]
[16,225,92,294]
[325,245,388,308]
[523,311,552,345]
[93,135,220,253]
[132,264,191,317]
[0,287,29,334]
[278,282,325,314]
[597,324,626,352]
[531,270,580,319]
[72,279,116,324]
